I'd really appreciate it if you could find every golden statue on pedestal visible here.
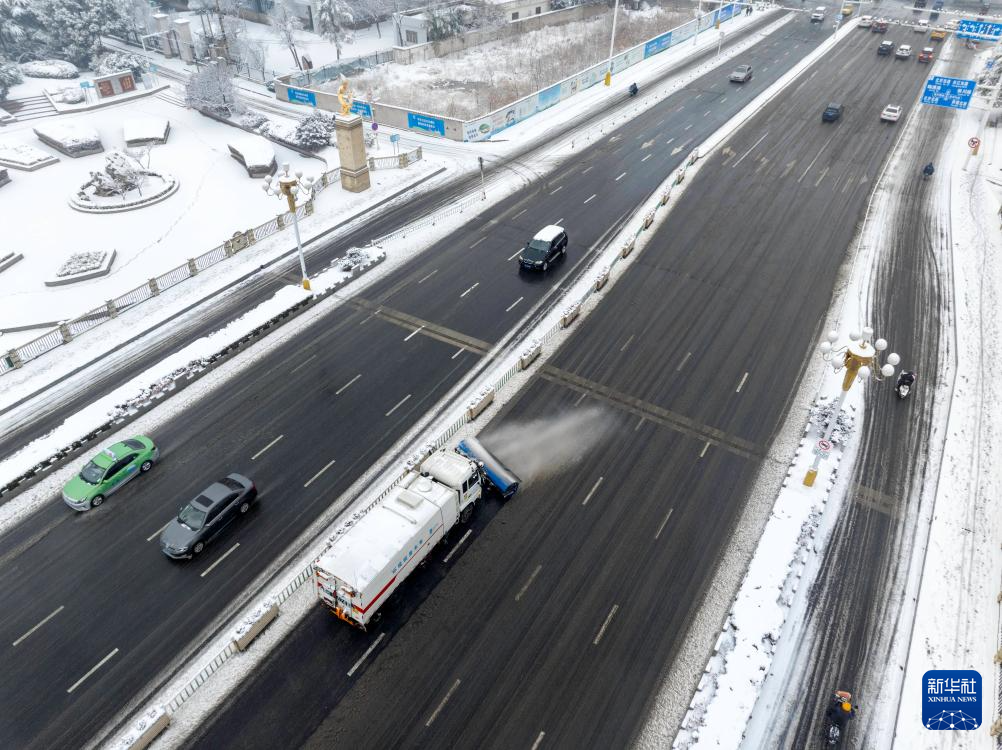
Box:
[337,77,354,115]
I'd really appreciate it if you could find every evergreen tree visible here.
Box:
[316,0,353,60]
[0,55,23,100]
[294,111,335,150]
[37,0,130,68]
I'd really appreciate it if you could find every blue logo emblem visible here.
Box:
[922,670,981,730]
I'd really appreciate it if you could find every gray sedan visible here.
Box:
[160,474,257,559]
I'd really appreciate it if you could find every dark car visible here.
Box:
[160,474,257,559]
[872,20,889,33]
[822,102,844,122]
[519,224,568,271]
[877,40,896,55]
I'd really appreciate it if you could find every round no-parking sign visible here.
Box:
[969,136,981,149]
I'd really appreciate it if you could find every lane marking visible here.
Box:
[798,134,835,183]
[593,605,619,646]
[336,374,362,395]
[460,282,480,298]
[582,165,594,174]
[584,193,597,204]
[550,185,563,195]
[451,347,465,359]
[654,508,674,541]
[347,632,386,677]
[615,171,627,181]
[513,208,527,219]
[620,334,635,352]
[736,372,749,393]
[508,249,522,261]
[554,217,564,226]
[515,565,543,602]
[469,237,487,249]
[694,93,702,99]
[656,118,665,126]
[574,391,587,406]
[506,296,524,312]
[720,97,727,103]
[146,520,172,542]
[635,417,645,431]
[68,648,120,693]
[703,110,711,117]
[426,679,462,727]
[358,314,374,325]
[731,132,770,169]
[385,394,412,417]
[290,354,317,374]
[814,166,830,187]
[443,529,473,563]
[418,269,438,284]
[404,325,424,341]
[582,476,604,506]
[665,137,675,145]
[251,434,283,460]
[304,458,337,488]
[641,154,653,162]
[699,441,711,459]
[678,104,685,111]
[676,351,692,371]
[13,605,64,647]
[200,543,240,578]
[684,124,693,131]
[531,732,546,750]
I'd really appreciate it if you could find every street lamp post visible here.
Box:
[478,156,486,199]
[263,163,316,291]
[803,326,899,487]
[604,0,621,86]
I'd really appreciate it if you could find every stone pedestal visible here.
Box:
[153,14,173,57]
[173,19,194,63]
[333,114,371,193]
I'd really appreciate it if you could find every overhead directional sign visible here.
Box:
[921,76,977,109]
[957,19,1002,39]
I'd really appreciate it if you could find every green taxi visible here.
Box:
[62,436,159,510]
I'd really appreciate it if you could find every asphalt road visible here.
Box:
[182,22,938,750]
[0,10,786,474]
[758,38,970,749]
[0,12,829,749]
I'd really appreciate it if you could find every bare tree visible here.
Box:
[269,0,303,70]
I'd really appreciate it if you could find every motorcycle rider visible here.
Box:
[825,693,857,733]
[923,162,935,179]
[629,82,639,97]
[897,370,917,390]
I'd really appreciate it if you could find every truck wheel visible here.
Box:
[460,505,473,524]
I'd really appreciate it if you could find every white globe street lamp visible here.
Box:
[263,163,316,291]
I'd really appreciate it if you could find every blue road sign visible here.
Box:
[957,19,1002,39]
[921,76,977,109]
[389,134,400,143]
[287,87,317,106]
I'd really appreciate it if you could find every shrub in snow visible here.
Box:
[95,51,146,79]
[20,59,79,79]
[239,110,269,131]
[339,247,370,271]
[0,58,23,101]
[184,61,241,117]
[57,86,85,104]
[294,111,335,150]
[56,251,107,277]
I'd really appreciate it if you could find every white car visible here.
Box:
[859,15,874,27]
[729,64,753,83]
[896,44,913,58]
[881,104,903,122]
[945,19,960,30]
[810,6,826,22]
[916,19,930,32]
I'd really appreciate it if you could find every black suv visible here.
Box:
[822,103,844,122]
[160,474,257,559]
[519,225,568,271]
[877,40,895,55]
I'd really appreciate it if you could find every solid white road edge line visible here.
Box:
[304,459,336,488]
[13,605,65,647]
[67,648,119,693]
[347,632,386,677]
[426,679,462,727]
[515,565,543,602]
[200,543,240,579]
[593,605,619,646]
[251,435,283,460]
[443,529,473,564]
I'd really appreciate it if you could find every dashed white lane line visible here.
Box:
[665,137,675,145]
[574,391,587,406]
[554,217,564,225]
[358,314,374,325]
[678,104,686,111]
[147,520,171,542]
[582,476,604,506]
[418,269,438,284]
[513,208,527,219]
[404,325,424,341]
[304,458,336,488]
[506,296,524,312]
[290,354,317,374]
[814,165,830,187]
[694,93,702,99]
[443,529,473,564]
[13,605,64,647]
[550,185,563,195]
[385,394,412,417]
[620,334,635,352]
[736,372,749,393]
[426,679,462,727]
[731,131,770,169]
[699,441,711,459]
[460,282,480,298]
[508,249,522,261]
[676,351,692,371]
[469,237,487,249]
[615,171,627,181]
[720,97,727,103]
[654,508,675,541]
[251,434,283,460]
[593,605,620,646]
[347,632,386,677]
[704,110,711,117]
[684,124,693,131]
[584,193,597,204]
[531,732,546,750]
[656,118,665,126]
[582,165,594,174]
[67,648,119,693]
[335,373,361,395]
[635,417,645,431]
[641,154,653,162]
[451,347,465,359]
[200,543,240,578]
[798,134,835,183]
[515,565,543,602]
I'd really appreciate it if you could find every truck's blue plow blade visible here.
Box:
[457,438,520,499]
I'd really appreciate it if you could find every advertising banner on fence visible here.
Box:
[718,3,736,23]
[644,31,673,58]
[407,111,446,136]
[537,83,561,112]
[611,45,644,74]
[351,100,372,118]
[464,117,492,142]
[287,87,317,106]
[674,18,697,44]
